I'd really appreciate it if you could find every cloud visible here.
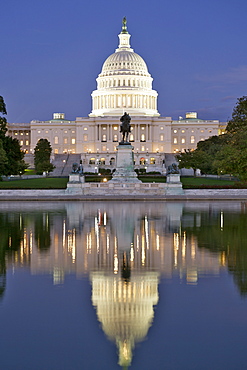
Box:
[195,65,247,85]
[220,95,237,103]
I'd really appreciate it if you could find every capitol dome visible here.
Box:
[89,18,160,117]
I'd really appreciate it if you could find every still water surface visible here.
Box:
[1,201,247,370]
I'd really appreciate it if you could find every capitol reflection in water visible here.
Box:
[1,201,245,368]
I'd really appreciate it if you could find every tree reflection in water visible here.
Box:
[181,203,247,296]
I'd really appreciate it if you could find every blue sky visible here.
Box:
[1,0,247,123]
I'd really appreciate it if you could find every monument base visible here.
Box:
[109,144,141,183]
[65,173,85,194]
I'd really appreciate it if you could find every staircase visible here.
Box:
[51,154,81,176]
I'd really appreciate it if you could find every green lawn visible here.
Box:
[0,175,244,189]
[181,177,235,187]
[0,177,68,189]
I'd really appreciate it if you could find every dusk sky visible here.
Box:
[2,0,247,123]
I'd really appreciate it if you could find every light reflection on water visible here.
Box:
[0,201,247,370]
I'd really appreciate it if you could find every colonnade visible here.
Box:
[92,94,157,111]
[93,123,153,143]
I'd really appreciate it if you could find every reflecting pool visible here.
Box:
[1,201,247,369]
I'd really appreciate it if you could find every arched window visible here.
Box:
[150,157,156,164]
[140,134,146,142]
[89,158,95,164]
[110,157,115,165]
[100,158,105,165]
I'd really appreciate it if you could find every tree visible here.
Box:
[213,96,247,181]
[0,140,8,175]
[34,139,55,174]
[176,149,210,176]
[2,135,28,176]
[0,96,7,139]
[226,96,247,133]
[0,96,29,176]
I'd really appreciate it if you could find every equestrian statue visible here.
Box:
[120,112,131,144]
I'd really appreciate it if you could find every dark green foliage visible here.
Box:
[226,96,247,133]
[2,136,28,176]
[99,168,112,175]
[34,139,55,174]
[0,96,28,176]
[177,96,247,182]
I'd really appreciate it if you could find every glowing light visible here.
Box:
[156,234,160,251]
[144,215,149,250]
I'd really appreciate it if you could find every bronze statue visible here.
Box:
[122,17,127,33]
[120,112,131,143]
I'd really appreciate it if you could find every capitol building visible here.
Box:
[7,19,226,173]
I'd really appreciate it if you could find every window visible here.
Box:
[20,140,23,145]
[113,134,118,142]
[71,138,76,145]
[200,129,204,133]
[64,138,68,144]
[20,132,23,136]
[102,134,107,142]
[160,134,164,141]
[102,146,107,152]
[190,136,195,144]
[141,126,145,130]
[102,126,106,130]
[45,130,49,134]
[54,136,59,144]
[84,127,88,131]
[83,134,88,142]
[181,130,185,133]
[174,129,177,133]
[150,157,156,164]
[14,132,18,136]
[141,146,145,152]
[25,140,29,145]
[26,132,29,136]
[113,126,118,131]
[89,158,95,164]
[72,130,75,134]
[160,127,164,130]
[64,130,67,134]
[100,158,106,164]
[38,130,41,134]
[54,149,58,154]
[181,138,185,144]
[140,134,145,142]
[129,134,134,142]
[173,138,178,144]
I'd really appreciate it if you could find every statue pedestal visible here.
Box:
[109,144,141,183]
[66,173,85,194]
[166,174,181,183]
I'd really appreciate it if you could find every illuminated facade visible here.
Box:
[7,19,226,171]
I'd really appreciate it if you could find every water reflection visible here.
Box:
[1,201,247,368]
